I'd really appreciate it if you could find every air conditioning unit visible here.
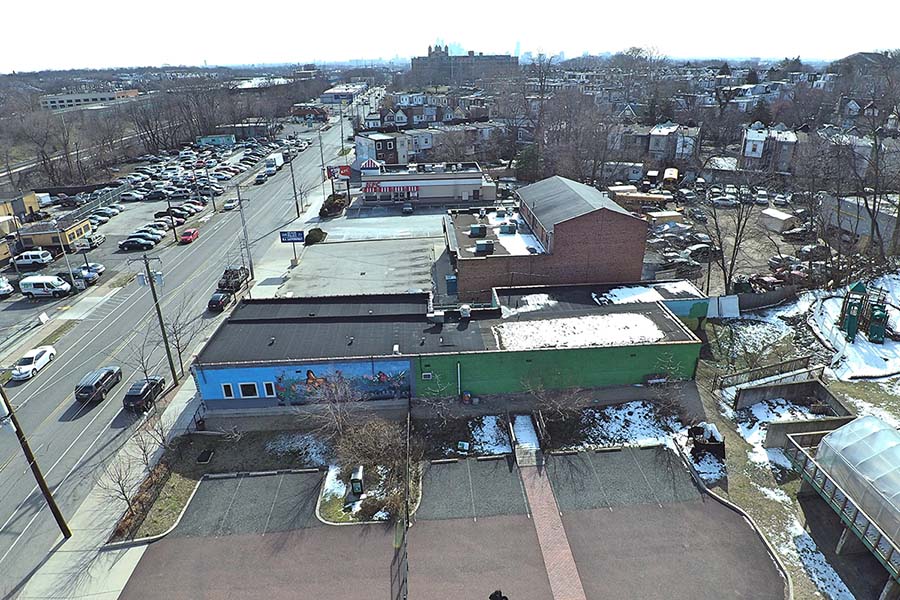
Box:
[421,372,433,380]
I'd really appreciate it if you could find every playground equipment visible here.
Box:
[838,282,887,344]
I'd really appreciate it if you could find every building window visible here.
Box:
[387,141,394,149]
[376,142,383,150]
[239,382,259,398]
[222,383,234,399]
[264,382,276,397]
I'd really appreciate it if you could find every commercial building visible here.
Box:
[39,89,138,110]
[445,176,647,302]
[192,292,701,410]
[410,46,519,85]
[360,161,496,205]
[196,134,236,147]
[17,218,92,253]
[320,83,368,104]
[0,191,40,221]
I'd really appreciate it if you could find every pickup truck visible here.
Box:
[217,266,250,292]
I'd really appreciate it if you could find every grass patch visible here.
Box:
[108,272,136,289]
[37,320,78,347]
[0,371,10,385]
[338,147,352,156]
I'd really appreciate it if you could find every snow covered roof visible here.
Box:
[650,121,680,136]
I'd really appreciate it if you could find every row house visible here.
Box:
[648,121,701,163]
[739,122,798,173]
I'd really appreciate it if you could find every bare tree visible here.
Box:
[292,374,366,443]
[162,298,206,379]
[98,457,141,518]
[702,200,763,294]
[123,325,161,382]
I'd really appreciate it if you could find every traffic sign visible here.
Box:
[280,231,305,243]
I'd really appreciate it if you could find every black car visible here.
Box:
[75,366,122,403]
[122,376,166,412]
[208,291,234,312]
[145,190,169,200]
[118,238,154,251]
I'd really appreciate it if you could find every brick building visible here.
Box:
[445,176,647,301]
[410,46,519,85]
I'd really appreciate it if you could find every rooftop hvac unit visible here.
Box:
[427,310,446,323]
[499,222,518,234]
[392,344,400,355]
[459,304,472,318]
[469,224,487,237]
[496,207,507,218]
[475,239,494,254]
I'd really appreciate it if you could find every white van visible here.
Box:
[12,250,53,267]
[19,275,71,299]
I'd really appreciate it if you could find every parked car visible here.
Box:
[768,255,801,271]
[218,266,250,292]
[687,208,708,223]
[145,190,169,200]
[86,262,106,275]
[19,275,71,298]
[773,193,791,207]
[179,228,199,244]
[146,221,171,231]
[118,238,154,251]
[12,249,53,268]
[78,233,106,249]
[798,244,831,261]
[401,203,414,215]
[782,225,817,243]
[122,376,166,412]
[10,345,56,380]
[55,268,99,286]
[93,207,120,217]
[0,276,14,298]
[131,230,163,243]
[711,196,739,208]
[755,190,769,206]
[207,291,234,312]
[74,366,122,403]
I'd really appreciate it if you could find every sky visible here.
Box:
[3,0,899,73]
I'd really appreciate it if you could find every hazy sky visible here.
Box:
[3,0,898,73]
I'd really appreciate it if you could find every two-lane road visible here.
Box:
[0,123,344,597]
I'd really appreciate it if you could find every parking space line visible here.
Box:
[261,472,284,537]
[628,448,662,508]
[465,459,477,523]
[215,475,245,537]
[584,454,614,512]
[514,464,532,519]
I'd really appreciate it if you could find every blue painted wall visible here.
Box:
[196,358,412,407]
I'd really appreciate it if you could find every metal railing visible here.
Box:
[785,432,900,581]
[714,355,813,389]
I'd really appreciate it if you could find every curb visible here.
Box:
[101,477,203,550]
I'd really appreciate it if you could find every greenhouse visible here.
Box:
[818,416,900,545]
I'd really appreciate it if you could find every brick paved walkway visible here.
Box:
[520,465,588,600]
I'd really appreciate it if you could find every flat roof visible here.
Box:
[495,282,705,316]
[197,293,697,366]
[449,208,546,257]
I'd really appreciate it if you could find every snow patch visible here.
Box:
[323,465,347,498]
[494,313,665,351]
[470,415,513,454]
[778,519,856,600]
[265,433,329,466]
[501,293,558,318]
[753,483,792,504]
[735,398,816,469]
[513,415,540,449]
[581,401,676,447]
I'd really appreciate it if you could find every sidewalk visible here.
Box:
[16,377,201,599]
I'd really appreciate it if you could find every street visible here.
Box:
[0,121,344,597]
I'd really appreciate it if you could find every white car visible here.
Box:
[86,262,106,275]
[223,199,239,210]
[11,345,56,380]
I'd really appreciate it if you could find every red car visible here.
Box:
[179,228,199,244]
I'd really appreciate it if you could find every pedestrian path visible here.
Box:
[520,466,588,600]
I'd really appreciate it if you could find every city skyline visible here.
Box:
[3,0,899,73]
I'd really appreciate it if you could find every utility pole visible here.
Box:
[52,221,75,279]
[204,165,217,211]
[133,255,179,385]
[288,157,300,219]
[338,101,346,158]
[318,127,328,200]
[0,385,71,539]
[235,185,255,281]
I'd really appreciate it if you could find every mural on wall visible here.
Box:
[273,359,410,404]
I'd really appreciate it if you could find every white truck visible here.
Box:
[265,153,284,171]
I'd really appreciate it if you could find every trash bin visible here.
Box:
[196,418,206,431]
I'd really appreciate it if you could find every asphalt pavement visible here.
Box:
[0,122,345,596]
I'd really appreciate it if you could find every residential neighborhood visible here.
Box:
[1,6,900,600]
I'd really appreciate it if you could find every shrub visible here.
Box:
[305,228,326,246]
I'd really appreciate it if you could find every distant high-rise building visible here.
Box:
[514,41,521,57]
[410,46,519,85]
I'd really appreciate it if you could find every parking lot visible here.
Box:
[121,471,396,600]
[547,447,785,600]
[409,458,552,600]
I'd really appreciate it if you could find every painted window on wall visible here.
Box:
[222,383,234,398]
[239,383,258,398]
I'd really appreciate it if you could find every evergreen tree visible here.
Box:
[718,62,732,76]
[746,69,759,84]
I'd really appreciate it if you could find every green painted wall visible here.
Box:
[413,343,701,397]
